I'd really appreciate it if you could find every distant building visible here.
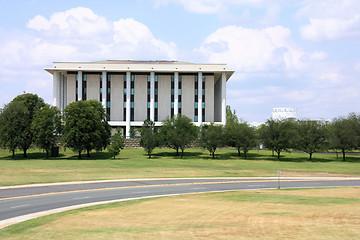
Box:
[272,107,297,121]
[45,60,234,138]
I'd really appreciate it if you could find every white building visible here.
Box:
[45,60,234,137]
[272,107,297,121]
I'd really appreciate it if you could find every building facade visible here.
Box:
[45,60,234,137]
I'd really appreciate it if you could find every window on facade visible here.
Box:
[171,74,174,118]
[178,75,182,115]
[106,74,111,120]
[194,74,199,122]
[100,74,103,102]
[123,75,127,121]
[82,74,87,100]
[130,74,135,121]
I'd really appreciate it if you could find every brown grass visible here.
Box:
[2,187,360,239]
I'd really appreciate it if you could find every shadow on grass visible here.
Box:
[152,150,203,159]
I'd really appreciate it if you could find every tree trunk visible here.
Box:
[87,149,90,158]
[277,151,280,159]
[244,150,247,159]
[78,151,82,159]
[12,149,15,159]
[309,152,312,160]
[46,149,49,159]
[212,151,215,158]
[148,151,151,159]
[272,149,274,157]
[113,155,115,159]
[176,148,179,156]
[342,150,346,161]
[23,148,27,158]
[237,148,241,157]
[181,148,184,158]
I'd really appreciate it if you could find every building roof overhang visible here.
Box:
[44,60,235,81]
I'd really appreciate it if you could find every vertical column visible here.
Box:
[125,72,131,138]
[52,71,60,108]
[221,72,226,125]
[78,71,83,101]
[59,73,64,110]
[150,72,155,121]
[102,71,107,108]
[64,75,67,108]
[174,72,179,116]
[198,72,203,125]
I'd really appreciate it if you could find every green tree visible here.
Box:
[199,123,224,158]
[224,108,257,159]
[140,120,159,158]
[107,128,125,159]
[329,114,360,161]
[295,120,328,160]
[0,101,28,158]
[11,93,45,157]
[31,104,62,159]
[258,119,295,159]
[86,100,112,156]
[62,100,111,159]
[160,114,198,158]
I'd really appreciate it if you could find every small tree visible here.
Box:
[11,93,45,157]
[107,128,125,159]
[258,119,295,159]
[62,100,111,159]
[199,123,224,158]
[328,114,360,161]
[31,104,62,159]
[0,101,28,158]
[295,120,328,160]
[160,114,198,158]
[140,120,159,158]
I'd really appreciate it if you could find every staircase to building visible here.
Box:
[125,138,141,148]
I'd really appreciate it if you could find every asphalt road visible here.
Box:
[1,177,360,228]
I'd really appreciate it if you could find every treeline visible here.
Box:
[0,94,111,159]
[1,94,360,160]
[139,106,360,161]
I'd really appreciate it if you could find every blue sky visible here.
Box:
[1,0,360,124]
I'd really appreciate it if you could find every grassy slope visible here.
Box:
[0,148,359,186]
[1,187,359,239]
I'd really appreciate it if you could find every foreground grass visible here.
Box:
[0,148,360,186]
[1,187,359,239]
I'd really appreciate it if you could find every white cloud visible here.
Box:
[0,7,179,106]
[301,15,360,42]
[197,25,303,72]
[298,0,360,41]
[27,7,112,39]
[112,18,177,59]
[154,0,263,14]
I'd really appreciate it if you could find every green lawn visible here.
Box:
[0,148,359,186]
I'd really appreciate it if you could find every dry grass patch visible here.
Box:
[1,187,360,239]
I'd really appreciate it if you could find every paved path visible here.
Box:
[1,177,360,229]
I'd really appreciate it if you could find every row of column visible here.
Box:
[53,71,227,138]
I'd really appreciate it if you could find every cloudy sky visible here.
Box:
[1,0,360,124]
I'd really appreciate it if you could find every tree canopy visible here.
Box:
[107,128,125,159]
[329,114,360,160]
[199,123,224,158]
[0,101,28,158]
[62,100,111,159]
[295,120,328,160]
[140,119,159,158]
[160,114,198,158]
[258,119,295,159]
[31,104,62,159]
